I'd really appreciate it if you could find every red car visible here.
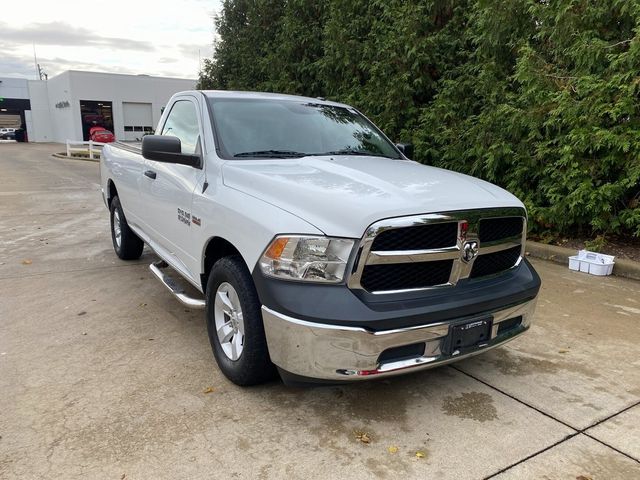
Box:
[89,126,115,143]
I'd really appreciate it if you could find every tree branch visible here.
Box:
[604,39,633,48]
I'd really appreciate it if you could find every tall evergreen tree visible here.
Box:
[197,0,640,237]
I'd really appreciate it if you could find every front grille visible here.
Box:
[371,222,458,251]
[351,208,525,293]
[470,245,521,278]
[478,217,523,243]
[361,260,453,292]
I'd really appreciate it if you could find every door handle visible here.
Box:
[144,170,157,179]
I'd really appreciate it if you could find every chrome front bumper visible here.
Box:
[262,299,537,381]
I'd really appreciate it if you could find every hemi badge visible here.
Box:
[192,216,201,226]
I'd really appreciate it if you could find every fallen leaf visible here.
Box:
[203,387,215,394]
[558,349,569,354]
[77,311,87,316]
[121,474,126,480]
[82,332,87,336]
[576,476,592,480]
[355,431,371,444]
[415,451,425,459]
[139,303,147,307]
[388,446,398,454]
[22,259,32,265]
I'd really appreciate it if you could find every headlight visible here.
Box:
[259,235,355,283]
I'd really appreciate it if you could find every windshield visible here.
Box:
[208,97,401,159]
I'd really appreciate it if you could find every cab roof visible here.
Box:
[192,90,350,109]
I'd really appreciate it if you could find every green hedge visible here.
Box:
[198,0,640,237]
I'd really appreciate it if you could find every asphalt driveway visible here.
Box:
[1,143,639,479]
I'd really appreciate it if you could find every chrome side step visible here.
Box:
[149,261,206,309]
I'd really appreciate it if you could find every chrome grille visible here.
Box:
[478,217,524,243]
[348,208,526,294]
[360,260,454,291]
[470,245,522,278]
[371,222,458,251]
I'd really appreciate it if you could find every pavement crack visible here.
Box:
[581,398,640,432]
[581,432,640,464]
[482,432,581,479]
[453,366,640,475]
[581,398,640,465]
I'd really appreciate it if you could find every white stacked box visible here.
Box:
[568,250,615,276]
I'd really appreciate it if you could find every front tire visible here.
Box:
[110,195,144,260]
[205,256,276,386]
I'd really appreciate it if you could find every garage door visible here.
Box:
[122,102,153,141]
[0,114,21,128]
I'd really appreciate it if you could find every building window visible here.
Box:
[124,125,152,132]
[80,100,113,140]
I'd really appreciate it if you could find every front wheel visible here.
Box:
[205,255,276,386]
[110,195,144,260]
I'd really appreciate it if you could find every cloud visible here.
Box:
[158,57,178,64]
[40,57,139,75]
[0,51,138,78]
[0,21,154,51]
[0,54,36,78]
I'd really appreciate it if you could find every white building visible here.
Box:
[0,71,195,143]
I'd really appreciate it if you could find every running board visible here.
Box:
[149,261,206,309]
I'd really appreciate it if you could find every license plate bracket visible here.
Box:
[443,318,492,355]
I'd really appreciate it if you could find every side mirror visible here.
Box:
[142,135,201,168]
[395,142,414,159]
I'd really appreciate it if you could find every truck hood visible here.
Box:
[222,156,524,238]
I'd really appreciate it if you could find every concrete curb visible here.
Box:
[525,240,640,281]
[51,153,99,163]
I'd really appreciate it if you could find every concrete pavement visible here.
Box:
[1,143,639,479]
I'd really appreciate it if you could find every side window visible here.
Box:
[161,100,200,154]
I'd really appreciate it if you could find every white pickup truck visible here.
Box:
[100,91,540,386]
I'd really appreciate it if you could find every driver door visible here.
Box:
[140,96,206,280]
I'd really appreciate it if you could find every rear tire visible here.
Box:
[110,195,144,260]
[205,255,276,386]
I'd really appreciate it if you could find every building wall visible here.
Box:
[27,81,54,142]
[4,71,195,143]
[0,77,31,133]
[0,78,29,100]
[46,72,76,143]
[65,71,195,142]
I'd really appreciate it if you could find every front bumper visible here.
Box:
[262,298,536,381]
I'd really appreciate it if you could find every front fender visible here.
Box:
[192,185,324,275]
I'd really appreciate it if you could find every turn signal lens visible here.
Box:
[264,237,289,259]
[259,236,355,283]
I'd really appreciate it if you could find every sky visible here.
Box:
[0,0,221,80]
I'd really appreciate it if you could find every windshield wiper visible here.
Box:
[234,150,307,158]
[311,149,391,158]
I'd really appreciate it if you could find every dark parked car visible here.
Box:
[0,128,16,140]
